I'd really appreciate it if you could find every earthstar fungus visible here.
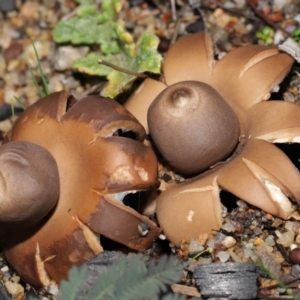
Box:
[0,91,160,287]
[125,32,300,246]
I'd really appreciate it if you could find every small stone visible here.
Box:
[217,251,230,262]
[189,240,204,255]
[296,234,300,244]
[221,222,236,232]
[272,218,282,227]
[253,227,262,235]
[277,231,295,247]
[285,221,295,232]
[236,200,248,208]
[222,236,237,248]
[289,248,300,264]
[53,46,89,71]
[4,281,24,298]
[1,266,9,272]
[3,41,23,60]
[265,235,275,247]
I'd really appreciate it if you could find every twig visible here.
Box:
[259,297,297,300]
[170,0,177,22]
[171,283,202,298]
[259,275,300,291]
[170,18,182,44]
[246,0,290,37]
[97,59,148,78]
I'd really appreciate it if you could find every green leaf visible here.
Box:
[97,0,122,23]
[54,0,162,98]
[53,17,100,45]
[60,265,88,300]
[101,33,162,98]
[53,0,122,53]
[72,53,112,76]
[76,0,94,5]
[77,5,98,17]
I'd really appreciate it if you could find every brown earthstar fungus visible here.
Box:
[124,32,300,246]
[0,141,59,226]
[147,81,240,174]
[0,91,160,287]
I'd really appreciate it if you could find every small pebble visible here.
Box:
[189,240,204,255]
[217,251,230,262]
[221,222,236,232]
[221,236,237,248]
[289,248,300,264]
[277,231,295,247]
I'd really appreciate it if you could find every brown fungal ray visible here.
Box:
[123,32,299,248]
[148,81,240,174]
[247,100,300,144]
[1,91,160,287]
[162,32,294,110]
[163,32,215,86]
[217,139,300,218]
[156,137,300,246]
[156,173,222,246]
[214,46,294,109]
[0,141,59,226]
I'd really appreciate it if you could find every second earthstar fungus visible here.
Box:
[0,91,160,287]
[124,32,300,246]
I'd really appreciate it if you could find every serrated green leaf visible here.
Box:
[54,0,122,54]
[135,34,162,74]
[76,0,94,5]
[53,17,100,44]
[77,4,98,17]
[60,265,88,300]
[101,33,162,98]
[97,0,122,23]
[54,0,162,98]
[72,53,112,76]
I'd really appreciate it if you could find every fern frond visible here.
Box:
[84,259,128,300]
[60,265,88,300]
[161,294,187,300]
[115,255,182,300]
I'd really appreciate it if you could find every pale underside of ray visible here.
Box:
[124,78,166,133]
[156,138,300,245]
[247,100,300,142]
[163,32,215,86]
[156,173,222,246]
[217,139,300,217]
[213,45,294,110]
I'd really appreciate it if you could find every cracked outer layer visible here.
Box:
[0,91,160,287]
[125,32,300,246]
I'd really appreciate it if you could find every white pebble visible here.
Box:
[277,231,295,247]
[217,251,230,262]
[265,235,275,247]
[1,266,9,272]
[221,222,236,232]
[189,240,204,254]
[221,236,237,248]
